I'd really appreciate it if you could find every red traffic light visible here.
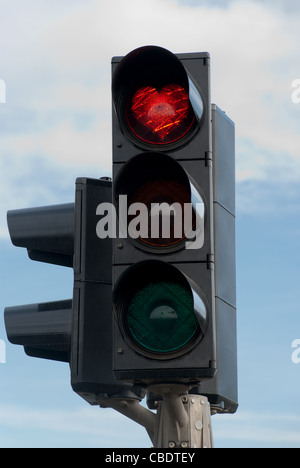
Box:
[126,84,196,145]
[112,46,204,150]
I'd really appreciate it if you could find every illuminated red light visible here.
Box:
[126,84,195,145]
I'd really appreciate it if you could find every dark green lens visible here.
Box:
[126,281,199,354]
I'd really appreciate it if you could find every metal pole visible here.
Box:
[150,385,214,449]
[101,385,214,449]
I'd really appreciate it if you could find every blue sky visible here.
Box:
[1,0,300,448]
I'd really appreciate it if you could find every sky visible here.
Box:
[0,0,300,448]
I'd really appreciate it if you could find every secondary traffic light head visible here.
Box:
[5,203,75,362]
[4,178,143,406]
[5,300,72,362]
[7,203,75,267]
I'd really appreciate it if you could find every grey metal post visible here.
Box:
[100,384,213,449]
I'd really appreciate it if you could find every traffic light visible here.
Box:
[5,202,74,362]
[111,46,237,412]
[112,46,213,384]
[4,177,143,406]
[4,45,237,420]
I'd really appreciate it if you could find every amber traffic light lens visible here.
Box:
[128,178,195,249]
[114,153,201,252]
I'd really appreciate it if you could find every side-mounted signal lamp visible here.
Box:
[5,300,72,363]
[4,178,144,406]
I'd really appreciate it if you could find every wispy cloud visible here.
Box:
[1,0,300,221]
[213,410,300,447]
[1,404,299,448]
[0,404,150,448]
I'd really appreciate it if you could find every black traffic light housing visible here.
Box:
[4,177,143,407]
[71,177,142,403]
[5,300,72,363]
[112,46,217,386]
[6,203,75,267]
[111,46,237,413]
[5,202,75,362]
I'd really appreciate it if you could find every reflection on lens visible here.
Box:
[126,281,199,354]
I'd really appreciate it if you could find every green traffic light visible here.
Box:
[126,281,199,354]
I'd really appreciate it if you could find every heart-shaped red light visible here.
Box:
[126,84,195,145]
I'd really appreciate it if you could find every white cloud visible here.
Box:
[0,120,111,171]
[1,0,300,218]
[213,410,300,447]
[12,3,300,148]
[1,403,300,448]
[0,403,150,448]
